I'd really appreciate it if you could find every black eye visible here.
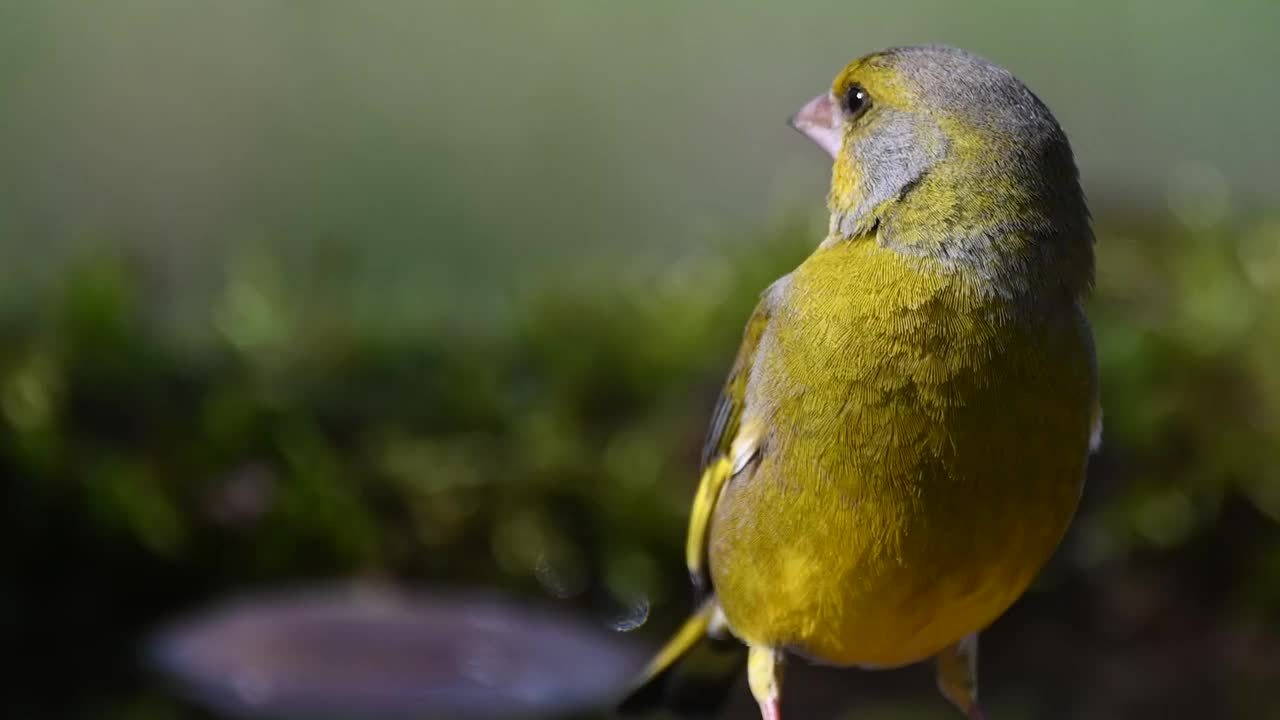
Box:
[843,84,871,119]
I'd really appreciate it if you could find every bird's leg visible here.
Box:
[747,645,785,720]
[936,633,988,719]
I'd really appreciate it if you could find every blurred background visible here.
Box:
[3,2,1279,719]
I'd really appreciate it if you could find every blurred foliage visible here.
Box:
[4,211,1280,719]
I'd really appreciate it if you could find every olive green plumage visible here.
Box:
[622,45,1099,720]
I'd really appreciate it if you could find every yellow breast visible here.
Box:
[708,237,1096,668]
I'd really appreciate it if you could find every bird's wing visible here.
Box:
[686,298,770,596]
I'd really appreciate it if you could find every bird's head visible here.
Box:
[790,45,1093,295]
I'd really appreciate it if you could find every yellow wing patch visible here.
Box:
[686,456,733,592]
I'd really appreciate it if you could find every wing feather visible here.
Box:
[686,299,771,595]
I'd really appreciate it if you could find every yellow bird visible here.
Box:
[620,45,1100,719]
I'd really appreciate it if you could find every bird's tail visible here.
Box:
[618,598,746,718]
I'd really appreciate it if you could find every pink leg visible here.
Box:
[747,646,784,720]
[757,696,782,720]
[937,634,987,719]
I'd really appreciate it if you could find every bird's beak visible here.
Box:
[788,93,842,159]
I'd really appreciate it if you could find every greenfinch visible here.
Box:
[620,46,1100,719]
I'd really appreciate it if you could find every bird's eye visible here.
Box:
[843,84,871,119]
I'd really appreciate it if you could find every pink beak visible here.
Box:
[788,93,842,159]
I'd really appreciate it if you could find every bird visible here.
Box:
[618,45,1100,720]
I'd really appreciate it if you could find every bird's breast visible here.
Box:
[710,239,1095,667]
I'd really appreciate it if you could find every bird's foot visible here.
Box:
[757,696,782,720]
[747,645,784,720]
